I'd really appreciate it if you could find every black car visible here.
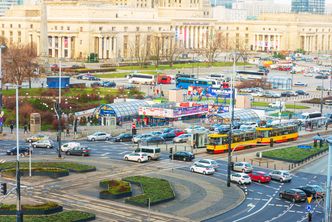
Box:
[169,151,195,161]
[295,90,309,96]
[142,136,165,145]
[297,185,324,198]
[65,146,91,156]
[281,91,292,97]
[315,75,328,79]
[102,81,116,88]
[114,133,133,142]
[161,132,176,141]
[88,76,101,81]
[6,145,31,155]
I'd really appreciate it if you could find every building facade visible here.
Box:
[291,0,325,14]
[0,0,331,62]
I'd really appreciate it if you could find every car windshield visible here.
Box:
[311,185,323,192]
[243,175,250,178]
[211,160,217,164]
[245,164,251,167]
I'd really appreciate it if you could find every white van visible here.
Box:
[134,147,161,160]
[61,142,81,152]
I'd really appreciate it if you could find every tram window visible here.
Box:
[208,137,220,145]
[222,137,228,144]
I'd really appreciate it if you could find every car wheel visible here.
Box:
[279,193,283,198]
[238,181,242,185]
[242,169,245,173]
[279,178,283,183]
[258,180,261,183]
[292,198,296,203]
[33,145,37,148]
[191,168,194,172]
[91,138,95,141]
[138,159,141,163]
[125,157,128,161]
[65,151,69,155]
[46,145,50,149]
[105,137,109,141]
[82,153,85,157]
[148,156,152,161]
[28,139,32,143]
[120,139,123,142]
[11,152,14,156]
[203,171,206,175]
[183,157,187,161]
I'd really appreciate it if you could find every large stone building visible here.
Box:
[0,0,332,62]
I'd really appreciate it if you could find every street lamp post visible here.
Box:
[227,51,236,187]
[15,84,23,222]
[55,60,62,158]
[325,136,332,222]
[320,76,324,114]
[0,44,6,133]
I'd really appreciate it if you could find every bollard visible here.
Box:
[267,162,269,168]
[243,157,246,162]
[236,156,238,162]
[274,164,276,170]
[289,165,290,170]
[259,161,261,166]
[184,146,186,151]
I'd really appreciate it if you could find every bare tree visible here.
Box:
[150,34,162,67]
[229,37,251,64]
[129,34,149,68]
[199,32,226,65]
[164,37,184,67]
[3,43,37,87]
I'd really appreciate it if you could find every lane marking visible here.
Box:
[101,152,110,156]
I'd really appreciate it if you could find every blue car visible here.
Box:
[102,81,116,88]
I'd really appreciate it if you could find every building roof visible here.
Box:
[211,109,261,123]
[95,100,149,118]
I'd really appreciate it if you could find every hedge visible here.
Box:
[0,162,96,173]
[1,168,69,178]
[0,211,96,222]
[262,143,328,163]
[0,202,63,215]
[99,179,132,199]
[123,176,175,206]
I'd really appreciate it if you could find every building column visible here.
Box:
[51,36,55,57]
[268,35,271,51]
[197,27,200,48]
[68,36,72,58]
[98,37,102,59]
[201,27,205,48]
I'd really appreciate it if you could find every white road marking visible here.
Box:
[257,192,263,195]
[101,152,110,156]
[247,203,255,212]
[233,197,273,222]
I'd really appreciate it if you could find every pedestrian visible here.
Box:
[23,123,28,134]
[326,123,328,131]
[10,123,14,134]
[66,128,70,136]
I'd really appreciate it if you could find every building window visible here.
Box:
[148,27,151,31]
[112,27,116,31]
[124,27,128,32]
[1,24,3,28]
[10,24,12,28]
[67,26,70,31]
[18,24,21,28]
[263,28,265,30]
[136,27,140,31]
[80,27,83,32]
[99,27,103,31]
[1,31,4,37]
[18,31,21,43]
[30,24,33,29]
[246,27,248,31]
[80,40,82,45]
[61,26,63,30]
[159,27,162,31]
[236,27,239,31]
[55,26,57,30]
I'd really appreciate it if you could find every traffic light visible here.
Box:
[0,183,7,195]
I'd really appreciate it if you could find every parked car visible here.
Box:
[161,132,177,141]
[114,133,133,142]
[190,163,215,175]
[304,73,314,77]
[102,81,116,88]
[281,91,293,97]
[185,125,207,133]
[294,81,308,87]
[295,90,309,96]
[216,125,231,133]
[171,129,185,137]
[132,134,152,143]
[31,139,54,148]
[61,142,81,152]
[91,82,101,87]
[6,145,31,155]
[123,152,148,163]
[232,162,253,173]
[194,159,219,169]
[269,170,292,182]
[173,134,191,143]
[87,76,101,81]
[316,85,329,91]
[248,171,271,183]
[151,131,163,136]
[163,128,175,134]
[315,74,328,79]
[230,173,252,185]
[87,132,111,141]
[279,189,307,202]
[169,151,195,161]
[141,136,165,144]
[25,134,49,143]
[65,146,91,156]
[297,185,325,198]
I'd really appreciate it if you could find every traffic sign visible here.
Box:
[307,195,313,204]
[306,204,312,212]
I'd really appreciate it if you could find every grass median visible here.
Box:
[262,143,328,163]
[0,211,95,222]
[124,176,174,206]
[252,101,309,109]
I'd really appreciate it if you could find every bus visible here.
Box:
[176,77,220,89]
[206,130,257,154]
[256,125,298,144]
[128,73,155,85]
[236,71,266,80]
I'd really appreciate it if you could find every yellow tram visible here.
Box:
[256,125,298,144]
[206,130,258,154]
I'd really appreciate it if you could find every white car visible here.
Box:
[230,173,252,185]
[190,163,215,175]
[61,142,81,152]
[232,162,253,173]
[87,132,111,141]
[132,134,152,143]
[304,73,314,77]
[251,92,263,97]
[185,125,207,133]
[123,152,148,163]
[194,159,219,169]
[173,134,191,143]
[294,81,308,87]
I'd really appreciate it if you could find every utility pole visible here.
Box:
[325,136,332,222]
[227,51,236,187]
[0,44,6,134]
[320,76,324,114]
[15,84,23,222]
[55,60,62,158]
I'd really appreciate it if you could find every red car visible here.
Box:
[171,129,185,137]
[249,171,271,183]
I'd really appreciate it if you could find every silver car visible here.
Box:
[132,134,152,143]
[232,162,253,173]
[173,134,191,143]
[87,132,111,141]
[269,170,292,183]
[31,139,54,149]
[194,159,219,169]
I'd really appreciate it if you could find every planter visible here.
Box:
[1,169,69,178]
[99,191,132,199]
[69,168,96,173]
[263,149,328,163]
[0,206,63,215]
[73,214,96,222]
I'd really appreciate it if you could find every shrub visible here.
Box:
[0,202,60,211]
[100,179,131,195]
